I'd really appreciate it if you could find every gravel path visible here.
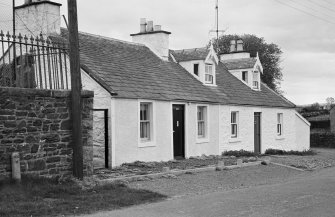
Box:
[95,156,247,179]
[127,164,304,198]
[270,148,335,170]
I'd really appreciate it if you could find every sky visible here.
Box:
[6,0,335,105]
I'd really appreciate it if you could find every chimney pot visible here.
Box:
[236,39,244,52]
[154,25,161,31]
[230,40,236,53]
[147,21,154,32]
[140,18,146,33]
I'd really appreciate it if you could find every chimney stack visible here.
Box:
[131,18,171,61]
[140,18,146,33]
[146,20,154,32]
[15,0,61,38]
[236,39,244,52]
[230,40,236,53]
[154,25,161,31]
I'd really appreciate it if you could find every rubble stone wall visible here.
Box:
[0,87,94,179]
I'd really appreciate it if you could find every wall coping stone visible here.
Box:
[0,87,93,98]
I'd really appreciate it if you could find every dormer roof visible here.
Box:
[170,47,209,62]
[222,58,257,70]
[170,45,218,64]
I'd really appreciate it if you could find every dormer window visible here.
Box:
[242,71,248,83]
[194,64,199,76]
[205,64,213,84]
[253,71,259,89]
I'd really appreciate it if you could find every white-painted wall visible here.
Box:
[81,70,310,166]
[219,105,310,154]
[295,112,311,151]
[113,99,173,165]
[81,71,113,168]
[111,100,221,166]
[220,52,250,60]
[15,2,61,38]
[179,59,217,86]
[185,103,220,157]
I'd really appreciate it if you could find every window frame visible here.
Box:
[197,106,206,138]
[252,71,260,90]
[140,103,151,141]
[193,63,199,76]
[277,113,283,136]
[138,101,156,147]
[242,71,248,83]
[205,64,213,84]
[231,111,239,138]
[196,105,209,143]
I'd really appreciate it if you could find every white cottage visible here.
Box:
[14,1,310,168]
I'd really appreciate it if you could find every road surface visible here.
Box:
[82,166,335,217]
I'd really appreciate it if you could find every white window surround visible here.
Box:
[138,100,156,148]
[276,113,285,140]
[193,63,199,76]
[205,64,214,84]
[252,71,260,90]
[229,111,241,143]
[196,104,209,143]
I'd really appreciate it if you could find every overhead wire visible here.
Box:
[306,0,335,13]
[274,0,335,25]
[288,0,335,19]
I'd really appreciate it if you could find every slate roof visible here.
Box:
[59,29,295,108]
[222,58,257,70]
[170,47,209,62]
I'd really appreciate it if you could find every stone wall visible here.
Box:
[330,107,335,133]
[310,132,335,148]
[0,87,94,179]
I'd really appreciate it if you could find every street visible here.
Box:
[82,166,335,217]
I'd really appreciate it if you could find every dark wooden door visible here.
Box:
[173,105,185,158]
[254,112,261,154]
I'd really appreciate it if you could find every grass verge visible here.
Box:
[0,175,166,217]
[265,149,316,156]
[222,150,260,157]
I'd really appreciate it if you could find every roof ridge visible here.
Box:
[78,31,145,47]
[60,27,145,47]
[172,47,208,53]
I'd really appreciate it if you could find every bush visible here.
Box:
[222,150,259,157]
[264,149,316,156]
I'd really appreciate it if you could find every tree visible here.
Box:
[211,34,283,93]
[326,97,334,109]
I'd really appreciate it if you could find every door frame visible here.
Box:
[93,109,109,168]
[254,112,261,154]
[171,103,187,159]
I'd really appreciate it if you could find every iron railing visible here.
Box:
[0,30,70,89]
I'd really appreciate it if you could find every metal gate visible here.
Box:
[93,109,109,169]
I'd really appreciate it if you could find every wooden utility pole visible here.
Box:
[68,0,83,179]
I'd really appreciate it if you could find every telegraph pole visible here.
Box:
[68,0,83,179]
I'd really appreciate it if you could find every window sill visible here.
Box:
[138,140,156,148]
[275,136,285,140]
[196,137,209,144]
[229,137,242,143]
[204,83,217,87]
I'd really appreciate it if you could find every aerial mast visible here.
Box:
[209,0,226,53]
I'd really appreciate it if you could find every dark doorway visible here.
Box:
[254,112,261,154]
[173,105,185,159]
[93,109,109,169]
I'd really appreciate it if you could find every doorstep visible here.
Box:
[97,161,262,185]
